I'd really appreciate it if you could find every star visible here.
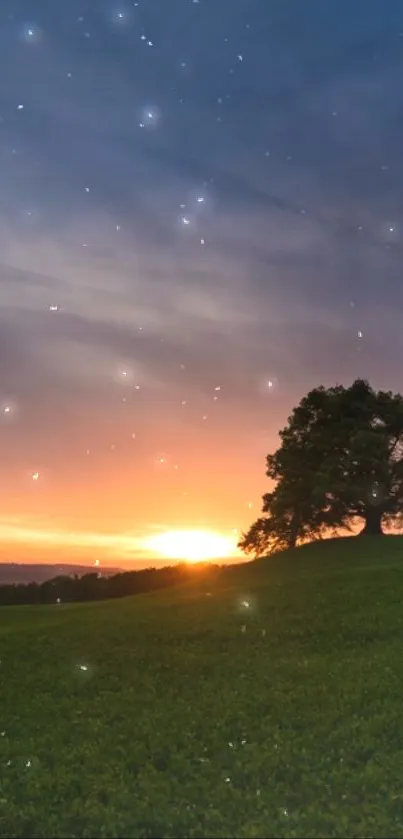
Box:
[139,107,160,128]
[22,23,41,43]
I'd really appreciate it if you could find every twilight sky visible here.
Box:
[1,0,403,567]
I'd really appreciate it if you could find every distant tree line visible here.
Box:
[0,563,217,607]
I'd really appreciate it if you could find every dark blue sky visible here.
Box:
[0,0,403,565]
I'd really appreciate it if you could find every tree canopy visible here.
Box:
[239,379,403,557]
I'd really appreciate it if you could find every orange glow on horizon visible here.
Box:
[0,415,263,569]
[142,529,239,563]
[0,515,244,568]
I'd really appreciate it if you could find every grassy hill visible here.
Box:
[2,535,403,838]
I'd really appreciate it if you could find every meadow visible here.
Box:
[2,536,403,837]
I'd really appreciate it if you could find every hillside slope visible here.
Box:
[1,535,403,838]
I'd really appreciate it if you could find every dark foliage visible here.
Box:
[0,563,213,607]
[239,379,403,557]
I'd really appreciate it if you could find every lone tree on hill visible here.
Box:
[239,378,403,557]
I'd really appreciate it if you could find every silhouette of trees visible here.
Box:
[239,379,403,557]
[0,563,213,607]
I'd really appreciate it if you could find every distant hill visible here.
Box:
[0,563,122,585]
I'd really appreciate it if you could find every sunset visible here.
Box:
[3,2,403,837]
[1,2,401,574]
[0,516,242,567]
[143,529,240,563]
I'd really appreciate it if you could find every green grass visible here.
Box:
[2,536,403,837]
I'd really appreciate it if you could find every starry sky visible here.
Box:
[1,0,403,567]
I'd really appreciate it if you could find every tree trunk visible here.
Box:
[359,506,384,536]
[288,510,300,549]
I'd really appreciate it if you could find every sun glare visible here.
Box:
[144,529,236,562]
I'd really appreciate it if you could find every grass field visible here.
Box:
[2,535,403,837]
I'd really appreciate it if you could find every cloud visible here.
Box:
[0,514,152,559]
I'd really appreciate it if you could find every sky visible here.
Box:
[1,0,403,567]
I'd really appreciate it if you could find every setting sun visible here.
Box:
[143,529,237,563]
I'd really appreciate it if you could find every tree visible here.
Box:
[238,379,403,557]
